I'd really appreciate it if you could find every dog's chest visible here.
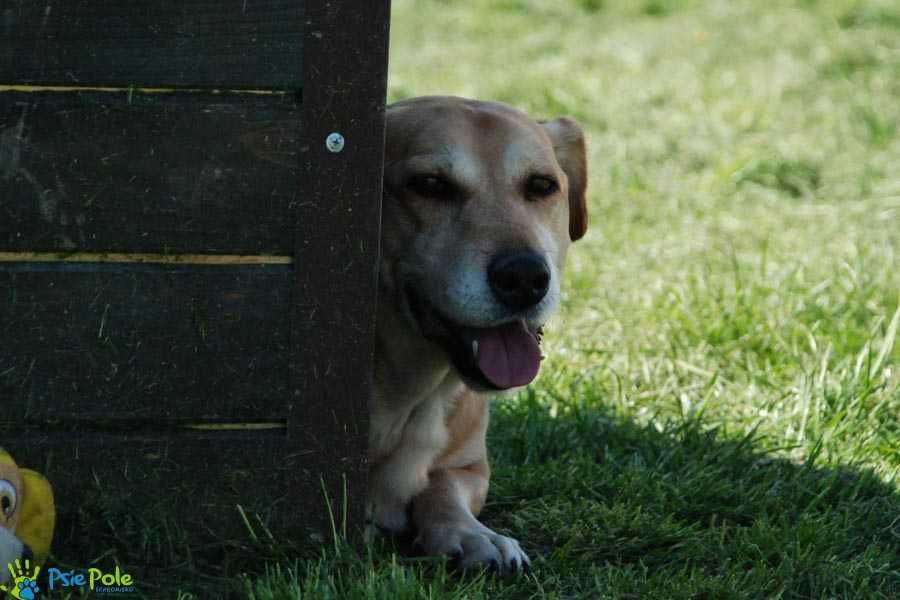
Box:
[369,374,464,464]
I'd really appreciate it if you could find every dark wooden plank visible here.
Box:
[0,263,292,418]
[1,0,303,88]
[0,90,300,253]
[289,0,391,535]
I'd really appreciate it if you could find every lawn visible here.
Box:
[242,0,900,597]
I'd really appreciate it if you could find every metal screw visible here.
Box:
[326,132,345,153]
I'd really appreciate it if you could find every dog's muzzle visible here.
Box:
[404,281,546,391]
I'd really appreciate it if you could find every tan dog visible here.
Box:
[370,96,587,574]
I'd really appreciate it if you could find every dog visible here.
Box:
[370,96,587,574]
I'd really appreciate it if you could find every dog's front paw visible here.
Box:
[367,496,410,536]
[415,522,531,575]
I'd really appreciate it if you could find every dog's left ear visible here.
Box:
[541,117,588,241]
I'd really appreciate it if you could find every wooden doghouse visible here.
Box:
[0,0,389,581]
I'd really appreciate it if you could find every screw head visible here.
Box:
[326,132,345,153]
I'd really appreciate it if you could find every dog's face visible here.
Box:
[381,96,587,392]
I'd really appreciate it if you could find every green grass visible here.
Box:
[255,0,898,596]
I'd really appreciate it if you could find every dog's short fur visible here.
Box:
[370,96,587,573]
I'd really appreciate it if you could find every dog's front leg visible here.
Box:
[411,460,530,574]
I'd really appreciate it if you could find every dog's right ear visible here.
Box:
[541,118,588,241]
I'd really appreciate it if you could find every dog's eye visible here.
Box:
[406,174,458,200]
[525,175,559,200]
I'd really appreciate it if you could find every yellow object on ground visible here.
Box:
[0,449,55,566]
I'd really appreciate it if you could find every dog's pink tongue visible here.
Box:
[475,321,542,389]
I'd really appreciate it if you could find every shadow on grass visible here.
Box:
[22,390,900,598]
[23,451,355,599]
[482,390,900,597]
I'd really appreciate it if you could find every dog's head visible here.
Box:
[380,96,588,392]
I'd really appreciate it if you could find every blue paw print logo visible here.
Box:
[1,559,42,599]
[16,578,39,600]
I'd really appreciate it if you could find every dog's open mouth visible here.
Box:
[405,285,544,391]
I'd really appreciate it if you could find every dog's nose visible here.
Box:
[488,252,551,311]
